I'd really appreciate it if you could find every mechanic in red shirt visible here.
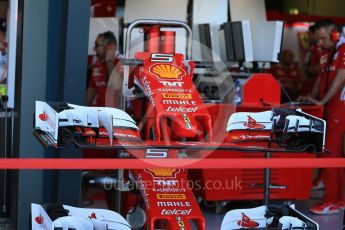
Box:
[302,25,322,96]
[302,25,326,190]
[303,20,345,215]
[270,49,303,103]
[86,31,122,107]
[84,31,122,210]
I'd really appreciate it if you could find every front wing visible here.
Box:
[34,101,326,155]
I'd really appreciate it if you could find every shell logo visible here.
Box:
[151,64,185,79]
[145,168,179,177]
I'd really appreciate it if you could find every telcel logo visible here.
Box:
[161,208,192,215]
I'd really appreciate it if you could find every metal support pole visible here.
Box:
[343,208,345,229]
[10,111,14,158]
[2,95,8,214]
[115,169,124,213]
[264,151,271,209]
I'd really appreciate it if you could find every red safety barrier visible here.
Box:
[0,158,344,169]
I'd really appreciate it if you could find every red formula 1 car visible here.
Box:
[33,20,325,230]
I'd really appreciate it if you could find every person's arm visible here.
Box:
[105,67,123,108]
[295,64,304,91]
[305,50,321,77]
[309,75,321,98]
[307,69,345,105]
[105,45,116,76]
[106,59,115,77]
[305,64,320,76]
[296,75,320,101]
[0,62,7,82]
[86,87,96,106]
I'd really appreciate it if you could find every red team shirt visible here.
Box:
[88,54,122,106]
[85,54,121,158]
[319,43,345,105]
[310,44,322,66]
[270,63,302,100]
[270,64,302,86]
[89,60,108,106]
[302,44,322,95]
[318,41,345,203]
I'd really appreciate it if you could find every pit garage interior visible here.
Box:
[0,0,344,229]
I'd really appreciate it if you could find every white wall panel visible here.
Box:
[192,0,228,61]
[88,17,120,55]
[124,0,188,23]
[229,0,266,21]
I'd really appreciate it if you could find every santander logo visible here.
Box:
[39,111,49,121]
[35,215,44,224]
[237,212,259,228]
[244,115,265,129]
